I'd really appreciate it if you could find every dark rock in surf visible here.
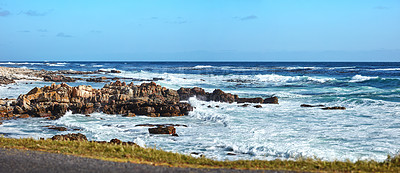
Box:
[254,105,262,108]
[178,87,278,104]
[300,104,325,107]
[148,126,176,135]
[263,96,279,104]
[322,106,346,110]
[237,97,263,104]
[48,126,68,131]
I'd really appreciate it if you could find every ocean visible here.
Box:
[0,61,400,161]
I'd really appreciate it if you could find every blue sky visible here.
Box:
[0,0,399,61]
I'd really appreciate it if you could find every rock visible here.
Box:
[177,87,208,101]
[44,75,76,82]
[109,138,122,144]
[178,87,278,104]
[108,139,136,146]
[0,121,2,125]
[237,97,263,104]
[122,113,135,117]
[110,70,121,73]
[208,89,237,103]
[254,105,262,108]
[0,76,15,85]
[48,126,67,131]
[86,77,108,82]
[51,133,87,141]
[227,152,237,155]
[18,114,30,118]
[207,105,212,108]
[301,104,325,107]
[239,104,249,107]
[322,106,346,110]
[148,126,176,135]
[6,80,278,120]
[263,96,279,104]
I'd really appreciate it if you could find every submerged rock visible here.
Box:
[300,104,325,107]
[48,126,68,131]
[254,105,262,108]
[322,106,346,110]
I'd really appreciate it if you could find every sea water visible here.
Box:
[0,61,400,161]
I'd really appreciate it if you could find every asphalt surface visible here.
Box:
[0,148,296,173]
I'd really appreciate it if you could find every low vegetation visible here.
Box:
[1,137,400,172]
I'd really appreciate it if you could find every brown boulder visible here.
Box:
[237,97,263,103]
[263,96,279,104]
[148,126,176,135]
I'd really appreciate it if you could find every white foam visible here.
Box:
[46,63,65,67]
[134,138,146,148]
[368,68,400,71]
[349,75,379,82]
[193,65,213,69]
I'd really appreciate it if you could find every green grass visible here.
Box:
[1,137,400,172]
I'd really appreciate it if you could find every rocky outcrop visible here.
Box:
[2,79,280,120]
[9,81,192,119]
[177,87,278,104]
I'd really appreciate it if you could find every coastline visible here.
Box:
[1,64,399,170]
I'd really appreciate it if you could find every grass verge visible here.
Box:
[1,137,400,172]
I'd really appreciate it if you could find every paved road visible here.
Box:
[0,148,294,173]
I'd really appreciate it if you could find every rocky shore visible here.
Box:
[0,66,153,85]
[0,80,279,121]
